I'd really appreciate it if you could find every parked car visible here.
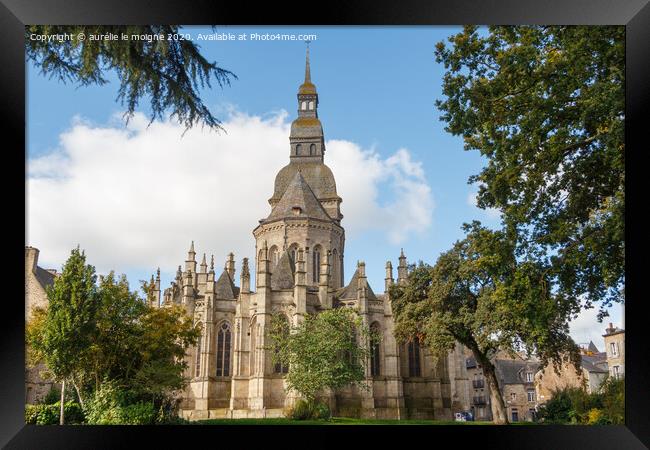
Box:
[455,411,474,422]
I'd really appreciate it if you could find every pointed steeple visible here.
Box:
[200,253,207,273]
[304,41,311,83]
[299,41,316,95]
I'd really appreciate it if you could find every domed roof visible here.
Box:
[272,161,338,202]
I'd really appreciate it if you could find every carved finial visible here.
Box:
[210,254,215,271]
[156,267,160,280]
[242,257,250,277]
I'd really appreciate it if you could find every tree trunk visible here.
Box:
[467,343,509,425]
[72,378,85,410]
[59,379,66,425]
[481,359,508,424]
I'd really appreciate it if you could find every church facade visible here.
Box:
[151,50,471,420]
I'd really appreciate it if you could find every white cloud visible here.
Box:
[467,191,500,219]
[27,110,434,277]
[569,307,609,350]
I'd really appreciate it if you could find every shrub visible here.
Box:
[42,386,61,405]
[290,399,315,420]
[288,399,332,420]
[120,401,156,425]
[313,402,331,420]
[25,404,41,424]
[587,408,605,425]
[26,402,85,425]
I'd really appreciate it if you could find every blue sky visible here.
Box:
[26,26,621,347]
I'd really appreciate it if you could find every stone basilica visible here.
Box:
[149,49,471,420]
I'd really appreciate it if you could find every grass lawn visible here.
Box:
[194,417,507,425]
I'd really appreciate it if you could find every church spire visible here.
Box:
[304,41,311,84]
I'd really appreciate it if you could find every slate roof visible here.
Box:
[495,359,540,385]
[215,269,237,300]
[34,266,56,291]
[271,162,338,205]
[266,171,331,223]
[337,266,379,301]
[588,341,600,354]
[271,251,295,290]
[581,353,609,374]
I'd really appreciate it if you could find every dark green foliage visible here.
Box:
[42,386,61,405]
[313,402,332,420]
[25,402,85,425]
[435,26,624,318]
[26,25,237,132]
[390,222,580,424]
[536,377,624,424]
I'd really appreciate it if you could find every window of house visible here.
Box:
[525,372,533,382]
[408,339,421,377]
[610,342,618,357]
[527,390,536,402]
[510,393,517,401]
[216,322,232,377]
[612,365,620,379]
[511,408,519,422]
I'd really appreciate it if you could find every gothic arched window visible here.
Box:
[313,246,321,283]
[194,323,203,377]
[295,144,302,156]
[310,143,316,155]
[269,246,279,268]
[216,322,232,377]
[273,314,290,374]
[289,244,298,265]
[331,249,338,288]
[370,322,382,376]
[408,339,422,377]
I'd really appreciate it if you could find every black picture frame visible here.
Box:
[2,0,648,448]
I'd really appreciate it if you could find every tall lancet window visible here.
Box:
[269,246,279,268]
[408,339,422,377]
[301,101,307,110]
[273,314,290,374]
[216,322,232,377]
[370,322,382,376]
[195,323,202,377]
[313,247,321,283]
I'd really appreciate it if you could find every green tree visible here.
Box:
[435,26,624,318]
[27,251,200,424]
[390,222,578,424]
[269,308,375,405]
[26,247,98,424]
[26,25,237,132]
